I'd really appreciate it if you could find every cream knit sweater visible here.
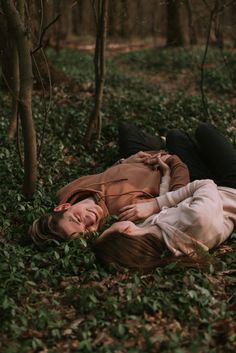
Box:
[142,180,236,256]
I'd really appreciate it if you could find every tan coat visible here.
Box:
[57,154,189,221]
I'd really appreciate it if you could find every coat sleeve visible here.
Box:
[166,155,190,191]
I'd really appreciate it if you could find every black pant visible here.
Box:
[166,123,236,188]
[118,122,236,188]
[118,122,165,158]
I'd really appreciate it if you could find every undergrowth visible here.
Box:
[0,46,235,353]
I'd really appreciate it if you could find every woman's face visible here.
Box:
[99,221,147,240]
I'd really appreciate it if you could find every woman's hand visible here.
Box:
[156,155,171,175]
[122,151,153,164]
[119,199,160,221]
[145,152,170,167]
[145,154,171,175]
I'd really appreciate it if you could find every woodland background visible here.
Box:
[0,1,236,352]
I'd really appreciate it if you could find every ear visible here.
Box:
[53,203,71,212]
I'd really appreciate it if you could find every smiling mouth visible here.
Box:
[86,209,98,226]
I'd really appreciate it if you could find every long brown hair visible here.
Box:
[92,231,169,271]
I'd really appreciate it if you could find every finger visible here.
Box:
[145,158,158,165]
[138,151,152,157]
[120,213,137,222]
[135,157,147,163]
[119,209,136,220]
[119,205,134,213]
[119,208,134,217]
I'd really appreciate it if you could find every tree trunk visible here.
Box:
[7,0,24,139]
[166,0,186,46]
[150,0,158,45]
[185,0,198,45]
[232,1,236,47]
[214,0,225,49]
[108,0,118,37]
[1,0,37,199]
[7,42,19,139]
[120,0,129,38]
[84,0,108,145]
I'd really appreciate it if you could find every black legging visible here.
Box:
[118,122,236,188]
[166,123,236,188]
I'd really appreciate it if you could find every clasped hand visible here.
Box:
[119,152,171,221]
[124,151,171,168]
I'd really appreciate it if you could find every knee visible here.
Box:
[166,129,187,144]
[195,123,215,140]
[166,129,188,152]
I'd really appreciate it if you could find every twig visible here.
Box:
[31,14,60,54]
[202,0,212,12]
[1,71,16,98]
[16,105,23,167]
[71,1,79,8]
[38,48,53,159]
[31,49,52,160]
[218,45,236,90]
[39,0,44,44]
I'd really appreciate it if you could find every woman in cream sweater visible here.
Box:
[92,124,236,270]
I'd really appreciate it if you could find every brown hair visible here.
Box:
[29,210,68,247]
[92,231,217,272]
[91,231,170,271]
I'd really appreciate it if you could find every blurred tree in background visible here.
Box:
[0,0,236,197]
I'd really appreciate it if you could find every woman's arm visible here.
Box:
[156,179,217,209]
[118,179,218,222]
[158,156,171,195]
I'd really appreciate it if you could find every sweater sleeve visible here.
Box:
[159,174,171,195]
[166,155,190,191]
[156,179,218,210]
[152,179,225,254]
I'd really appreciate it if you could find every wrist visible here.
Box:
[154,198,161,213]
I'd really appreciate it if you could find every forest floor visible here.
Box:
[0,45,236,353]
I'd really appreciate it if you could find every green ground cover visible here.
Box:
[0,47,236,353]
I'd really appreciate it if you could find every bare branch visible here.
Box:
[36,49,53,160]
[71,1,78,8]
[16,107,23,167]
[201,0,212,12]
[31,14,60,54]
[39,0,44,43]
[1,70,17,98]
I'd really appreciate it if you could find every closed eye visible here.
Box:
[69,216,88,233]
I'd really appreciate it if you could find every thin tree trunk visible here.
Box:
[166,0,186,46]
[185,0,198,45]
[214,0,224,49]
[84,0,108,144]
[7,42,19,139]
[1,0,37,199]
[7,0,24,139]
